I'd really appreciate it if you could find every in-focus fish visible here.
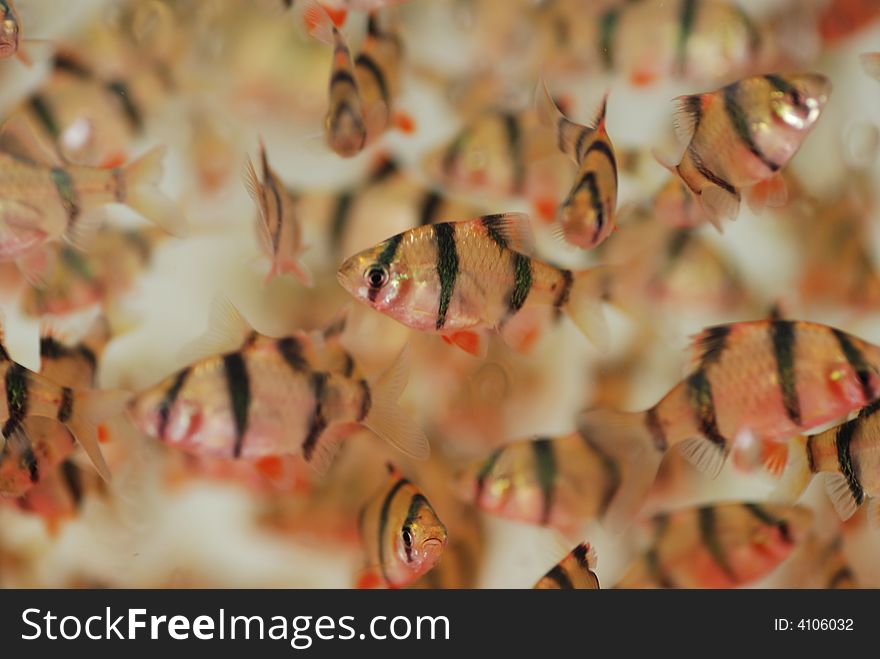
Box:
[456,429,627,533]
[358,463,446,589]
[126,305,429,472]
[536,82,618,249]
[0,318,122,495]
[579,319,880,529]
[774,397,880,523]
[0,0,25,63]
[657,73,830,229]
[614,502,812,588]
[534,542,599,589]
[337,212,612,356]
[0,115,182,282]
[245,141,311,286]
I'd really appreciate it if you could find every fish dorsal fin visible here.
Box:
[591,93,609,131]
[177,297,255,366]
[678,436,726,478]
[823,472,860,521]
[688,324,734,368]
[672,94,704,145]
[472,212,536,254]
[0,114,64,167]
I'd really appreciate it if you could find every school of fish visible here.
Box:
[1,0,880,590]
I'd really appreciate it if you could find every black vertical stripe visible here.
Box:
[577,429,620,516]
[330,69,357,88]
[572,544,592,571]
[357,379,371,422]
[378,477,409,584]
[831,328,874,403]
[805,435,816,474]
[481,214,510,250]
[507,253,533,316]
[106,80,144,132]
[368,233,404,303]
[686,368,727,450]
[6,363,30,422]
[222,354,250,458]
[61,460,83,506]
[277,336,308,372]
[543,565,574,589]
[723,83,780,172]
[742,503,792,544]
[157,368,190,439]
[770,321,801,426]
[698,506,738,582]
[644,407,667,452]
[694,325,731,365]
[330,191,355,252]
[418,190,443,226]
[501,112,525,193]
[764,74,797,96]
[532,438,556,525]
[689,149,739,197]
[433,223,459,330]
[354,53,389,105]
[50,168,81,227]
[585,140,618,183]
[553,269,573,309]
[302,372,328,462]
[27,94,60,139]
[834,418,864,506]
[566,171,605,242]
[57,386,74,423]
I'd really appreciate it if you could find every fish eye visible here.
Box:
[401,527,413,547]
[365,265,389,290]
[788,89,804,108]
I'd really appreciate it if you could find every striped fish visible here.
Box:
[244,141,311,286]
[38,316,111,391]
[358,463,447,589]
[126,310,429,473]
[614,502,812,588]
[0,115,182,281]
[336,212,612,356]
[457,429,625,533]
[0,318,123,496]
[579,319,880,530]
[536,81,618,249]
[20,226,164,317]
[534,543,600,590]
[657,72,830,229]
[773,397,880,523]
[305,4,406,157]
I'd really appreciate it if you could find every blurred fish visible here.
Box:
[533,542,599,589]
[457,429,628,534]
[337,213,612,356]
[820,0,880,45]
[306,5,407,157]
[774,397,880,523]
[126,304,429,471]
[0,115,182,283]
[20,226,165,318]
[656,73,830,229]
[614,502,812,588]
[860,52,880,81]
[535,82,618,249]
[0,317,116,497]
[245,141,311,286]
[579,319,880,529]
[357,463,447,588]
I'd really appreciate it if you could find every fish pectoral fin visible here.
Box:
[177,296,255,366]
[441,330,488,358]
[301,422,353,475]
[0,114,64,166]
[744,174,788,213]
[354,566,387,590]
[677,436,727,479]
[498,308,549,353]
[700,184,740,226]
[822,472,861,521]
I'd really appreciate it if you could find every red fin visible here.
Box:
[356,571,384,589]
[630,69,658,88]
[532,195,558,224]
[444,331,484,357]
[393,111,416,134]
[97,423,111,444]
[761,440,788,478]
[255,456,284,481]
[322,4,347,27]
[100,152,127,169]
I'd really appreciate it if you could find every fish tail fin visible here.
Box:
[303,1,342,44]
[565,267,612,351]
[578,408,665,533]
[122,146,187,236]
[64,389,131,482]
[770,435,813,503]
[361,346,430,461]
